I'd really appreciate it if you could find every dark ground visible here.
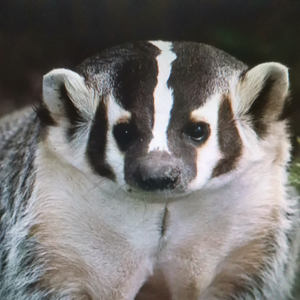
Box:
[0,0,300,152]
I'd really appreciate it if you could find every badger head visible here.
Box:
[39,41,290,197]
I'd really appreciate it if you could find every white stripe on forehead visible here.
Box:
[148,41,177,152]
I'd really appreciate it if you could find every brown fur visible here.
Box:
[212,95,242,177]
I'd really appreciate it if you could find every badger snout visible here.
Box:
[134,151,181,191]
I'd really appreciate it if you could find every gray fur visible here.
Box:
[0,109,46,299]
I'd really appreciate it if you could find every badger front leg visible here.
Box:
[162,221,297,300]
[197,234,296,300]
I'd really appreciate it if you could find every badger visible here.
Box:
[0,41,299,300]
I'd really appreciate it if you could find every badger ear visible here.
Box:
[39,68,95,126]
[235,63,289,137]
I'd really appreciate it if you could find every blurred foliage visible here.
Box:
[290,159,300,192]
[290,139,300,191]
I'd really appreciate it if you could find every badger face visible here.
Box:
[40,41,289,196]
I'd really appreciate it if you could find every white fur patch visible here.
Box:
[45,124,90,172]
[188,94,222,190]
[106,94,131,184]
[32,145,164,298]
[43,68,99,120]
[148,41,177,152]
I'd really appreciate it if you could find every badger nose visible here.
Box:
[136,152,181,191]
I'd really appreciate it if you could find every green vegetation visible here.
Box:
[289,138,300,192]
[290,160,300,192]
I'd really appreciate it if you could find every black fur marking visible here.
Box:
[160,207,169,237]
[247,77,276,137]
[0,248,8,281]
[59,84,86,141]
[112,42,159,131]
[124,131,154,187]
[167,42,247,185]
[77,42,159,134]
[86,97,116,181]
[34,102,57,127]
[169,42,247,111]
[0,205,8,280]
[78,42,160,184]
[212,96,242,177]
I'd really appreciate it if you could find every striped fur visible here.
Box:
[148,41,176,153]
[0,41,299,300]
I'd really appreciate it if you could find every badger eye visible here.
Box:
[184,122,210,143]
[113,123,138,151]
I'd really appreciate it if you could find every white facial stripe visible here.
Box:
[148,41,177,152]
[190,94,221,124]
[189,94,222,190]
[106,94,131,184]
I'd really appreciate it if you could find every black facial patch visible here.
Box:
[166,112,198,186]
[80,42,160,182]
[212,96,242,178]
[246,76,278,138]
[168,42,247,111]
[86,97,116,181]
[111,43,160,132]
[78,42,159,135]
[165,42,247,185]
[59,84,87,141]
[123,132,154,188]
[34,102,57,128]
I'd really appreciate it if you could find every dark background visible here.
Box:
[0,0,300,150]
